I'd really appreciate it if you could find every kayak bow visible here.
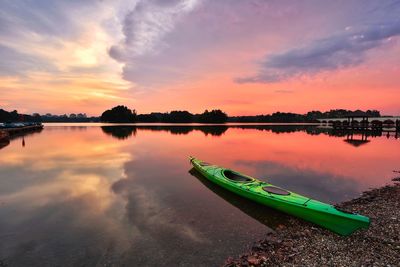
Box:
[189,156,370,236]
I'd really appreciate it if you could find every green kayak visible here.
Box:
[189,156,370,236]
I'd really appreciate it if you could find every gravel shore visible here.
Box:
[225,180,400,266]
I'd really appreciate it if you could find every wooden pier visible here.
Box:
[320,114,400,132]
[2,125,44,135]
[0,125,43,147]
[318,114,399,143]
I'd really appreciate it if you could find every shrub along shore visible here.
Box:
[224,180,400,266]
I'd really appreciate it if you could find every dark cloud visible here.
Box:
[236,20,400,83]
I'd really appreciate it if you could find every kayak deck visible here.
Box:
[190,156,370,236]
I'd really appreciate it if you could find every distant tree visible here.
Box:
[163,111,193,123]
[197,109,228,123]
[101,105,136,123]
[32,113,42,122]
[366,109,380,117]
[136,113,160,122]
[306,111,323,121]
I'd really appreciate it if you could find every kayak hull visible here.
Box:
[190,157,370,236]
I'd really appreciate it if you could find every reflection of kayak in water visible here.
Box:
[189,157,370,236]
[189,168,290,231]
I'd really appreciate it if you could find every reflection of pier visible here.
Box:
[333,127,398,147]
[331,127,399,147]
[344,131,370,147]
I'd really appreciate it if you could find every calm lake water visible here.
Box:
[0,124,399,266]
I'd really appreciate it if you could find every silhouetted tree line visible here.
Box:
[229,112,312,123]
[229,109,381,123]
[40,115,100,122]
[137,109,228,123]
[40,112,99,122]
[1,107,383,124]
[0,109,41,122]
[0,108,101,122]
[101,106,228,123]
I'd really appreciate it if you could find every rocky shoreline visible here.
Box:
[224,179,400,266]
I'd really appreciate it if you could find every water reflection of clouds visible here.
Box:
[108,159,213,265]
[112,164,208,244]
[0,189,132,266]
[124,184,206,243]
[0,130,133,266]
[0,141,130,196]
[0,138,130,170]
[235,160,360,204]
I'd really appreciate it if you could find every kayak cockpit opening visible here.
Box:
[223,170,253,182]
[262,186,290,196]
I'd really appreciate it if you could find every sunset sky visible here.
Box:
[0,0,399,116]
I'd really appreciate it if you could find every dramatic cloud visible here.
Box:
[0,0,133,114]
[109,0,200,61]
[236,20,400,83]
